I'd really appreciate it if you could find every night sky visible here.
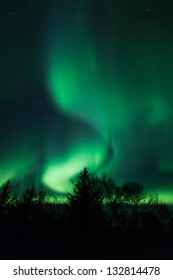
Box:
[1,0,173,203]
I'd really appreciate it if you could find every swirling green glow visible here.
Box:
[0,145,35,187]
[42,0,173,203]
[42,138,114,192]
[0,1,173,204]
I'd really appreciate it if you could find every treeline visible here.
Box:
[0,168,173,259]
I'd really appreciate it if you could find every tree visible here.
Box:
[0,180,11,209]
[122,182,146,204]
[17,185,46,224]
[99,173,116,201]
[108,186,127,229]
[20,186,37,205]
[65,167,107,258]
[67,167,105,230]
[144,193,171,231]
[108,182,147,230]
[20,185,46,205]
[0,180,19,214]
[121,182,146,216]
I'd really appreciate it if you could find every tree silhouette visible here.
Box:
[99,173,116,201]
[108,186,128,229]
[18,185,46,219]
[67,167,104,229]
[0,180,19,214]
[65,167,107,258]
[0,170,172,260]
[0,180,11,212]
[108,182,147,230]
[122,182,146,205]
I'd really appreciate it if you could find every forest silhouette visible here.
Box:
[0,167,172,260]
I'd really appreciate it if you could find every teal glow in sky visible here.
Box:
[1,0,173,203]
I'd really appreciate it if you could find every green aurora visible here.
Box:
[0,0,173,203]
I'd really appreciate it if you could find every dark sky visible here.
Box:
[1,0,173,203]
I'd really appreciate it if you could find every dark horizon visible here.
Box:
[0,168,173,260]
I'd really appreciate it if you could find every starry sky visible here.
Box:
[1,0,173,203]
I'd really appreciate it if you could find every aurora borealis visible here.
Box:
[1,0,173,203]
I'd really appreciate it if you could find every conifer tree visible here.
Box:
[67,167,104,229]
